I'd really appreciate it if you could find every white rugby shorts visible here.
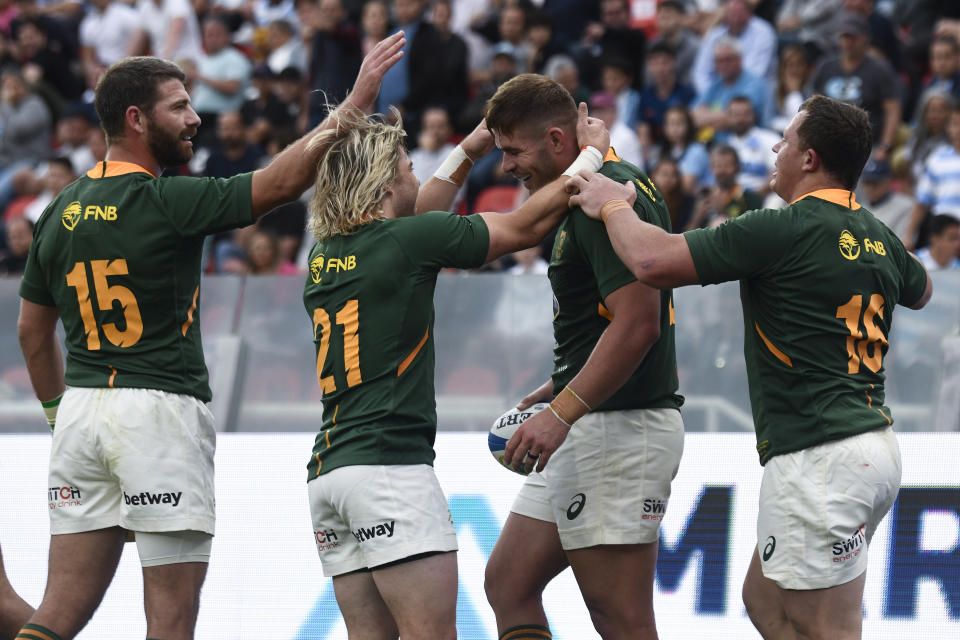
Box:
[511,407,684,549]
[757,427,901,590]
[48,387,217,536]
[307,464,458,577]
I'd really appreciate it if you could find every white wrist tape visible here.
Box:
[562,145,604,177]
[433,144,473,187]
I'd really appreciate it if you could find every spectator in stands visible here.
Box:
[656,104,710,194]
[188,16,252,148]
[250,0,300,32]
[0,67,51,211]
[915,214,960,271]
[637,42,696,145]
[79,0,145,91]
[692,37,772,133]
[0,215,30,274]
[770,44,812,133]
[544,54,591,107]
[201,111,265,178]
[360,0,388,55]
[526,9,562,75]
[490,2,531,73]
[860,158,915,241]
[690,0,777,96]
[273,65,308,135]
[21,156,75,224]
[650,157,695,232]
[137,0,204,65]
[508,244,547,275]
[246,227,299,274]
[920,34,960,102]
[600,56,640,131]
[425,0,468,131]
[899,89,952,186]
[843,0,901,71]
[775,0,841,62]
[589,90,643,169]
[724,96,779,194]
[306,0,361,127]
[15,16,84,105]
[811,12,901,161]
[459,40,517,131]
[409,106,456,193]
[904,105,960,250]
[266,19,308,74]
[577,0,645,92]
[687,144,764,229]
[10,0,78,63]
[648,0,698,86]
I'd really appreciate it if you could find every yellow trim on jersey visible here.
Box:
[108,366,117,387]
[397,327,429,376]
[754,322,793,367]
[603,147,621,163]
[598,302,613,321]
[865,384,892,425]
[86,161,156,179]
[790,188,861,210]
[181,286,199,336]
[669,298,675,325]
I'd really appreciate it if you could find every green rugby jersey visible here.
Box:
[19,161,254,402]
[303,211,489,479]
[549,152,683,412]
[684,189,928,464]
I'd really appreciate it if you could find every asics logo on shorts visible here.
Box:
[566,493,586,520]
[642,498,667,520]
[48,486,83,509]
[352,520,396,543]
[762,536,776,561]
[123,490,182,507]
[832,524,867,563]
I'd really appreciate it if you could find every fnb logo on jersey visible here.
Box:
[838,229,861,260]
[310,254,325,283]
[642,498,667,520]
[832,524,867,562]
[84,205,118,221]
[352,520,396,543]
[61,201,82,230]
[48,485,82,509]
[123,490,183,507]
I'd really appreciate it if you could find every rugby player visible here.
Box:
[567,94,933,640]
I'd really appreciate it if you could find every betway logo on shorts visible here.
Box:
[832,524,867,563]
[315,528,341,552]
[124,490,182,507]
[48,486,83,509]
[642,498,667,520]
[352,520,396,543]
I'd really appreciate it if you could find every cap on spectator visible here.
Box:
[862,158,891,181]
[658,0,686,13]
[589,91,616,110]
[63,103,99,125]
[491,42,518,63]
[837,12,869,38]
[252,63,275,79]
[277,66,303,82]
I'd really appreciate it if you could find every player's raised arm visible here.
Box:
[250,32,406,218]
[415,119,495,215]
[567,170,700,288]
[480,103,609,263]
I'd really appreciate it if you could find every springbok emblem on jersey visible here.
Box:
[310,254,325,283]
[838,230,860,261]
[61,201,82,231]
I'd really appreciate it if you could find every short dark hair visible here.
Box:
[94,57,186,143]
[485,73,577,138]
[930,214,960,237]
[797,95,872,189]
[48,156,75,175]
[712,144,741,171]
[648,42,676,59]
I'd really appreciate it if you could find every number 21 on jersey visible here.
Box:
[313,299,363,393]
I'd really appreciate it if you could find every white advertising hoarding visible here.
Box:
[1,433,958,639]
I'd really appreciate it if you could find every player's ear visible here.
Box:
[126,106,146,135]
[546,126,566,152]
[803,147,819,173]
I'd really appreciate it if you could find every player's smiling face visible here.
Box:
[143,78,201,168]
[495,128,561,194]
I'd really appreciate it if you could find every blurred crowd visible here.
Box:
[0,0,959,276]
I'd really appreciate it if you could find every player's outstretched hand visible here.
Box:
[575,102,609,157]
[346,32,406,113]
[461,118,495,161]
[503,408,570,474]
[516,380,552,411]
[567,172,636,219]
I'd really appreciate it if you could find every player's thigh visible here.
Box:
[757,427,900,591]
[307,464,458,578]
[485,510,568,600]
[566,542,659,611]
[372,551,458,636]
[105,389,217,536]
[525,408,684,550]
[779,572,866,640]
[332,570,398,639]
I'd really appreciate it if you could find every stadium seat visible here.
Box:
[474,185,521,213]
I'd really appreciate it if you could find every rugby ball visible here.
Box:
[488,403,549,475]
